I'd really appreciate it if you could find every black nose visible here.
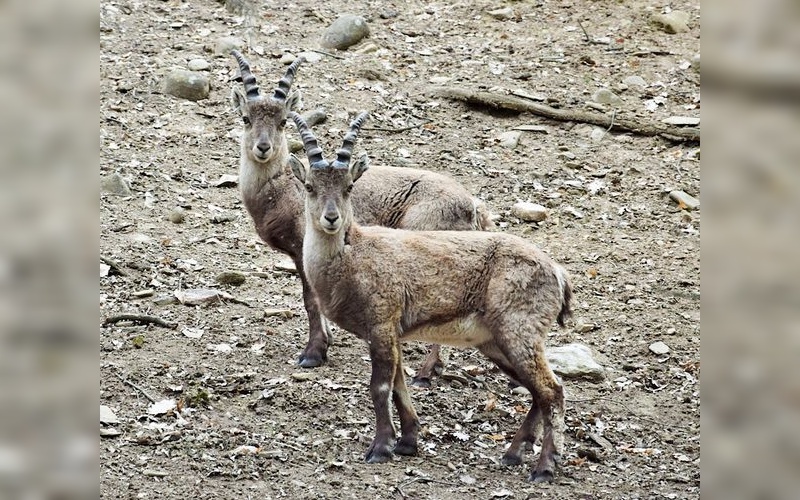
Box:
[324,214,339,224]
[256,143,271,154]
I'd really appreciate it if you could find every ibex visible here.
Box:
[288,111,573,482]
[229,51,493,386]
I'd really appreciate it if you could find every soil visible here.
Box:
[100,0,700,498]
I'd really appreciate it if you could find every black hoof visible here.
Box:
[393,439,418,456]
[501,454,523,466]
[529,470,554,483]
[365,446,393,464]
[298,353,326,368]
[410,376,432,389]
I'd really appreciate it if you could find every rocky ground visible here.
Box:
[100,0,700,498]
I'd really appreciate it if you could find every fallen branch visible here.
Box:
[432,86,699,142]
[103,314,178,329]
[113,369,157,403]
[306,48,345,60]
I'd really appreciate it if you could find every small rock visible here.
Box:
[132,289,155,298]
[513,124,549,134]
[100,263,110,278]
[291,372,314,381]
[510,386,530,396]
[147,399,177,416]
[557,151,577,161]
[101,173,132,196]
[512,202,548,223]
[289,138,303,153]
[691,55,700,72]
[153,294,180,306]
[546,343,605,381]
[662,116,700,126]
[592,88,623,107]
[100,405,119,424]
[297,51,323,63]
[168,208,186,224]
[487,7,514,20]
[563,205,584,219]
[275,259,297,273]
[214,36,241,56]
[353,43,380,54]
[669,190,700,210]
[320,14,370,50]
[174,288,239,306]
[651,11,690,34]
[215,271,247,286]
[100,428,122,438]
[649,341,670,355]
[622,75,647,88]
[590,127,607,142]
[301,109,328,127]
[459,474,477,485]
[575,321,598,333]
[214,174,239,187]
[163,70,210,101]
[497,130,522,149]
[187,58,210,71]
[279,53,296,65]
[264,308,294,319]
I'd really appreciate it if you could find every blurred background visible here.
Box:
[0,0,799,497]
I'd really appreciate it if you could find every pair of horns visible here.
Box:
[230,50,304,102]
[290,112,369,169]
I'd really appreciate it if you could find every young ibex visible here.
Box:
[229,51,493,386]
[288,111,573,482]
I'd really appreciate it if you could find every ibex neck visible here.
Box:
[303,220,355,263]
[239,140,291,203]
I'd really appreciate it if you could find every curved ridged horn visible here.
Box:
[273,57,305,102]
[289,112,326,168]
[333,112,369,168]
[230,50,260,100]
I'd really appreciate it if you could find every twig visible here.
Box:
[599,109,617,141]
[567,395,662,425]
[432,86,699,142]
[577,20,592,43]
[306,48,345,60]
[362,119,432,133]
[101,255,127,276]
[113,369,157,403]
[103,314,178,329]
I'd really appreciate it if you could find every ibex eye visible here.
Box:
[279,119,287,128]
[346,184,354,194]
[242,116,251,126]
[305,184,314,193]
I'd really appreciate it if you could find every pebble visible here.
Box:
[487,7,514,20]
[669,190,700,210]
[662,116,700,126]
[592,88,623,107]
[651,11,690,34]
[279,53,296,65]
[187,58,210,71]
[264,308,294,319]
[101,173,132,196]
[497,130,522,149]
[622,75,647,88]
[574,321,598,333]
[168,208,186,224]
[511,202,547,222]
[216,270,247,286]
[100,405,119,424]
[649,341,671,355]
[590,127,607,142]
[214,174,239,187]
[275,259,297,273]
[354,43,380,54]
[320,14,370,50]
[302,109,328,127]
[289,138,303,153]
[297,51,323,63]
[291,372,314,381]
[546,343,605,381]
[163,70,210,101]
[214,37,241,56]
[557,151,577,160]
[153,294,180,306]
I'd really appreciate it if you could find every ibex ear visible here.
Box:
[351,154,369,183]
[286,89,303,112]
[230,87,246,114]
[288,155,308,183]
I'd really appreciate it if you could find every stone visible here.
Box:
[101,173,132,196]
[622,75,647,88]
[264,308,294,319]
[592,88,623,107]
[163,70,210,101]
[279,53,296,65]
[651,11,690,34]
[320,14,370,50]
[215,271,247,286]
[297,51,323,63]
[274,259,297,273]
[291,372,314,381]
[188,58,210,71]
[100,405,119,424]
[214,37,241,56]
[649,341,670,355]
[497,130,522,149]
[289,138,303,153]
[214,174,239,187]
[512,202,548,222]
[301,109,328,127]
[669,190,700,210]
[590,127,607,142]
[168,208,186,224]
[662,116,700,126]
[546,343,605,381]
[487,7,514,20]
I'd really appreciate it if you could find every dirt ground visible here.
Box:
[100,0,700,498]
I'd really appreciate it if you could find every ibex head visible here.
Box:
[230,50,304,164]
[288,112,370,234]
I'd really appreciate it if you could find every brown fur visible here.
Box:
[232,59,491,375]
[292,134,573,482]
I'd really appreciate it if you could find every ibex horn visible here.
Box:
[289,112,326,168]
[273,57,305,102]
[230,50,260,100]
[333,112,369,169]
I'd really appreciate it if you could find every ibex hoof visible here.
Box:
[298,353,327,368]
[393,439,418,456]
[529,470,554,483]
[409,376,432,389]
[500,454,523,467]
[365,446,393,464]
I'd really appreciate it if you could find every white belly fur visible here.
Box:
[402,314,492,348]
